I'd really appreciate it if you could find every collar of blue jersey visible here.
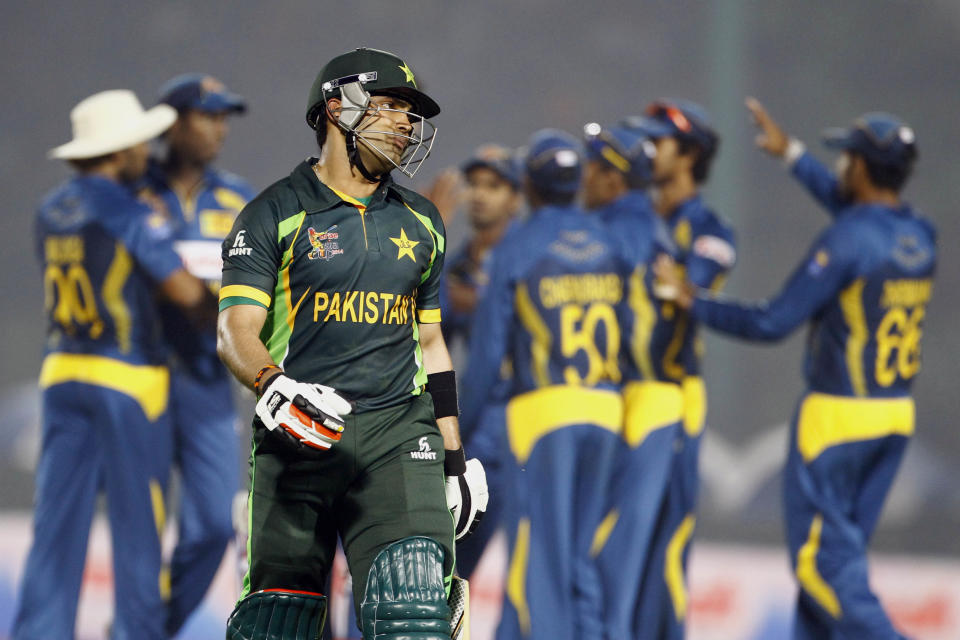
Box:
[291,158,404,213]
[664,193,704,224]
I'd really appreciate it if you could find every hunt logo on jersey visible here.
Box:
[410,436,437,460]
[390,228,419,262]
[228,230,252,256]
[307,225,344,261]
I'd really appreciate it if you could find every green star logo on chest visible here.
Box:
[390,227,419,262]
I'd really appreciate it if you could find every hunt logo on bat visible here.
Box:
[308,225,344,261]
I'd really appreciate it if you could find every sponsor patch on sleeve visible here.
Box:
[693,235,736,268]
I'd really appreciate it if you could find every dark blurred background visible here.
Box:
[1,1,957,559]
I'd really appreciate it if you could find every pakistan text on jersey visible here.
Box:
[313,291,416,325]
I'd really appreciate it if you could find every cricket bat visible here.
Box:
[449,575,470,640]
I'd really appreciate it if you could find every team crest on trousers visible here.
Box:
[307,225,344,261]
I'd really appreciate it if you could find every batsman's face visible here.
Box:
[167,110,230,165]
[464,167,520,229]
[355,95,414,174]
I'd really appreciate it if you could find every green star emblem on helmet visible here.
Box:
[398,62,416,86]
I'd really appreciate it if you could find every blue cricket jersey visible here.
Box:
[595,190,679,384]
[693,202,936,398]
[660,195,737,380]
[460,204,633,434]
[140,161,255,380]
[36,175,184,366]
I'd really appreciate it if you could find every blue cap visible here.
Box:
[823,112,916,169]
[583,122,656,185]
[620,114,673,140]
[524,129,583,197]
[158,73,247,114]
[461,144,522,189]
[644,98,717,153]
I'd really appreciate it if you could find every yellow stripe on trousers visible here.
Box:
[506,385,622,465]
[797,393,914,463]
[39,353,169,421]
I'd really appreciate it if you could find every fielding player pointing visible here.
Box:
[656,108,935,640]
[216,47,487,640]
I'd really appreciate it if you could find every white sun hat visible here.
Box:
[49,89,178,160]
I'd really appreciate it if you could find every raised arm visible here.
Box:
[746,97,847,217]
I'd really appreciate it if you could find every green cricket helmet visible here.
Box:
[305,47,439,179]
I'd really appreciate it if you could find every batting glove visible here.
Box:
[255,374,352,453]
[445,455,489,541]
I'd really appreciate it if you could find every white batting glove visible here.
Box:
[445,458,489,541]
[255,374,352,452]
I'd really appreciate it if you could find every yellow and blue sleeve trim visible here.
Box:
[219,284,272,311]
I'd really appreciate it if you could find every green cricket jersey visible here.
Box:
[219,159,446,412]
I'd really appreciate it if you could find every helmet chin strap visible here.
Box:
[345,130,381,183]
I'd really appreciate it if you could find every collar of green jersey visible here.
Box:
[291,158,403,213]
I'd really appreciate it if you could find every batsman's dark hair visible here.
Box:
[859,152,915,193]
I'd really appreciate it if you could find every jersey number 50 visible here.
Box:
[560,302,621,386]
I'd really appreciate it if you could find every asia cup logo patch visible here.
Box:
[307,225,344,261]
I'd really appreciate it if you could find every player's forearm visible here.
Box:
[161,269,219,329]
[419,322,463,450]
[435,416,461,451]
[691,294,795,341]
[216,307,276,391]
[790,149,846,217]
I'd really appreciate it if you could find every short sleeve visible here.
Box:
[414,205,447,323]
[220,197,283,310]
[105,198,183,283]
[687,216,737,291]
